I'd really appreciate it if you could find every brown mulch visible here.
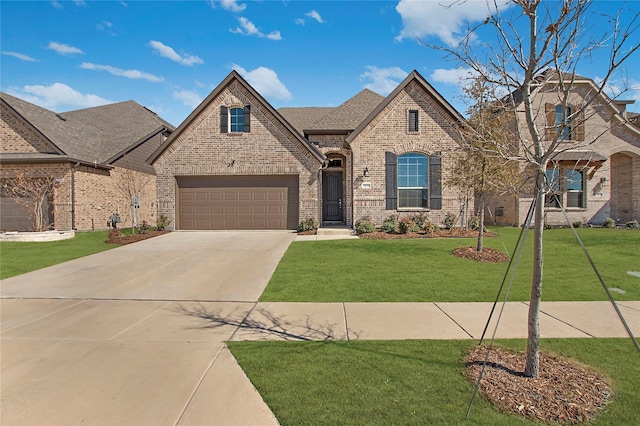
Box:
[453,246,509,263]
[107,230,170,245]
[359,228,494,239]
[466,346,612,424]
[297,229,317,235]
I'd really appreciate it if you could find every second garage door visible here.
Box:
[177,175,299,230]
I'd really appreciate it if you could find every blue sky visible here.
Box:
[2,0,639,127]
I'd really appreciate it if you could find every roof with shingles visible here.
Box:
[278,107,334,135]
[1,92,173,165]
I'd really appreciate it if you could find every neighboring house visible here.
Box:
[0,93,174,231]
[150,70,471,230]
[487,75,640,226]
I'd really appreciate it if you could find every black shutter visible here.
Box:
[220,106,228,133]
[429,153,442,210]
[243,105,251,133]
[385,151,398,210]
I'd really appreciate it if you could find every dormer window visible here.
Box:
[408,110,419,133]
[220,105,251,133]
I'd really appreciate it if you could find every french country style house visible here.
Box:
[149,70,472,230]
[1,93,174,231]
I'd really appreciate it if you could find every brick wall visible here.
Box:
[349,80,471,226]
[153,80,322,230]
[1,104,57,153]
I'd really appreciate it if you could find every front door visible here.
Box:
[322,171,343,222]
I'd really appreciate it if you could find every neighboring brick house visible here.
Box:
[487,75,640,226]
[1,93,174,231]
[150,70,471,230]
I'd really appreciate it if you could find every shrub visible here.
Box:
[156,214,171,231]
[423,221,439,234]
[381,215,399,233]
[297,218,318,232]
[572,221,583,229]
[443,212,457,230]
[138,220,150,234]
[603,217,615,228]
[626,220,639,229]
[109,228,121,240]
[468,215,480,231]
[354,216,375,234]
[398,215,419,234]
[411,212,428,229]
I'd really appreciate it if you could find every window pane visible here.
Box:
[567,192,583,208]
[555,105,572,140]
[545,169,559,191]
[565,170,582,191]
[399,189,427,208]
[230,108,244,132]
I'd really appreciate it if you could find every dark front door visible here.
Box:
[322,171,343,222]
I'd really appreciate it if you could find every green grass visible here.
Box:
[228,338,640,426]
[0,230,119,279]
[261,227,640,302]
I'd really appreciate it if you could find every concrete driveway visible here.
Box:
[1,231,295,426]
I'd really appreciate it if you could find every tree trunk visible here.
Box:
[476,197,485,252]
[524,169,545,378]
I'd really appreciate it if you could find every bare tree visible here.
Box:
[113,167,153,232]
[1,170,63,231]
[428,0,639,377]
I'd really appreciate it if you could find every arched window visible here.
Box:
[398,153,429,208]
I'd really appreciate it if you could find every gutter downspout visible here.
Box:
[71,162,79,230]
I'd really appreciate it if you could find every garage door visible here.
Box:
[176,176,299,230]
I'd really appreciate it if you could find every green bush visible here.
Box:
[468,215,480,231]
[423,222,439,234]
[626,220,639,229]
[398,215,419,234]
[381,215,399,233]
[354,216,375,234]
[297,218,318,232]
[572,221,583,229]
[603,217,615,228]
[443,212,457,230]
[411,212,428,229]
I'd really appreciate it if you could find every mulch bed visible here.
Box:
[453,246,509,263]
[359,228,494,239]
[106,230,170,245]
[466,346,612,424]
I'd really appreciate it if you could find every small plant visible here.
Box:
[108,228,121,240]
[398,215,419,234]
[411,212,428,229]
[138,220,150,234]
[381,215,399,233]
[572,221,583,229]
[626,220,639,229]
[423,221,439,234]
[603,217,615,228]
[443,212,457,230]
[156,214,171,231]
[297,218,318,232]
[468,215,480,231]
[355,216,375,234]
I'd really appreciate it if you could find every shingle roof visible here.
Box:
[1,92,173,165]
[281,89,385,133]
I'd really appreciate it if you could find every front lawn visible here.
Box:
[0,230,119,279]
[228,338,640,426]
[261,227,640,302]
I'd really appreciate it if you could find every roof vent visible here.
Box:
[55,113,67,121]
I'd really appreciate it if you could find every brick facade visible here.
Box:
[153,80,323,230]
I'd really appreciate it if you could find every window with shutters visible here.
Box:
[544,167,586,209]
[220,105,251,133]
[408,110,419,133]
[545,103,584,141]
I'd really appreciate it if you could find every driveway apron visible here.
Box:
[1,231,293,426]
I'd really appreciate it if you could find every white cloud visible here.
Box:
[80,62,164,82]
[173,89,203,109]
[430,67,477,85]
[74,1,87,6]
[232,64,292,101]
[2,51,38,62]
[47,41,84,55]
[395,0,510,46]
[295,18,305,26]
[306,10,324,24]
[230,17,282,40]
[149,41,203,66]
[210,0,246,13]
[360,66,408,95]
[51,1,63,9]
[7,83,112,110]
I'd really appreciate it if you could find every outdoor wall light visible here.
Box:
[363,166,369,177]
[600,177,608,187]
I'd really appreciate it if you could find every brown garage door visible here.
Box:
[176,176,299,230]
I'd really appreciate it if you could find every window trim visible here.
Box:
[397,152,429,209]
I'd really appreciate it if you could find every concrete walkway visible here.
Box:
[2,231,639,425]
